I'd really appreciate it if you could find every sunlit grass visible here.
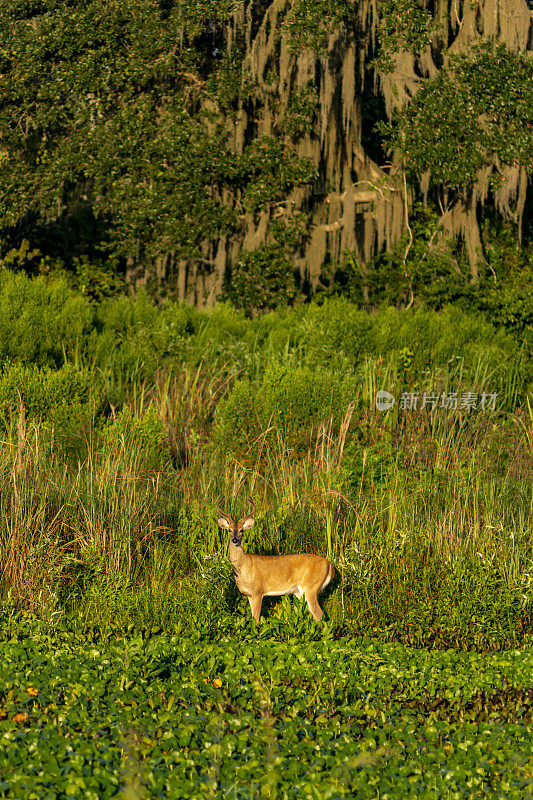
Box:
[0,346,531,650]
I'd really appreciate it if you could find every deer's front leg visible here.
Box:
[248,594,263,623]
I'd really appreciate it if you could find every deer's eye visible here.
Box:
[238,529,244,534]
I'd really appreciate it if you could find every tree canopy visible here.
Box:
[0,0,531,307]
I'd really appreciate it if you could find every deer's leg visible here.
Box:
[248,594,263,623]
[305,592,324,622]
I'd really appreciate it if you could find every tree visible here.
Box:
[0,0,531,305]
[0,0,315,299]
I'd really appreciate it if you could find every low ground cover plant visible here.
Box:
[0,619,531,799]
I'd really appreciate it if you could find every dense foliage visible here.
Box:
[332,211,533,349]
[383,42,533,190]
[0,0,530,305]
[0,620,532,798]
[0,0,315,273]
[0,271,531,652]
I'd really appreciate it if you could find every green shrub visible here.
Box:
[101,406,169,471]
[261,362,358,432]
[215,362,359,451]
[0,270,93,367]
[222,244,298,314]
[297,298,520,374]
[472,280,533,351]
[341,440,404,496]
[371,306,529,405]
[95,290,162,337]
[296,299,376,370]
[91,291,167,382]
[92,293,214,384]
[0,362,95,447]
[292,299,527,404]
[371,305,517,368]
[212,378,257,449]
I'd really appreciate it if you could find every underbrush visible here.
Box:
[0,270,531,652]
[0,405,531,651]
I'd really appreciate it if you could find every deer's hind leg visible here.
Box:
[305,592,324,621]
[305,561,334,621]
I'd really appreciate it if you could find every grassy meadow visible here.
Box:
[0,269,531,648]
[0,269,532,797]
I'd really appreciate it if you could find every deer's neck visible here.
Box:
[229,541,248,573]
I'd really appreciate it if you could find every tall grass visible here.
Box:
[0,270,531,645]
[0,348,531,649]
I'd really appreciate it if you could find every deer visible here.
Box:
[217,497,335,622]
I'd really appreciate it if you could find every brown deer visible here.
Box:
[217,498,335,622]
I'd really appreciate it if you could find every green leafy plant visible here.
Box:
[0,622,531,798]
[222,243,299,314]
[382,42,533,189]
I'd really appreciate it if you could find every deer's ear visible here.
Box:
[242,517,255,530]
[218,517,231,530]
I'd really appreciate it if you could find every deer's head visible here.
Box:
[217,497,255,547]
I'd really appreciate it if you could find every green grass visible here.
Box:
[0,365,531,650]
[0,269,531,650]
